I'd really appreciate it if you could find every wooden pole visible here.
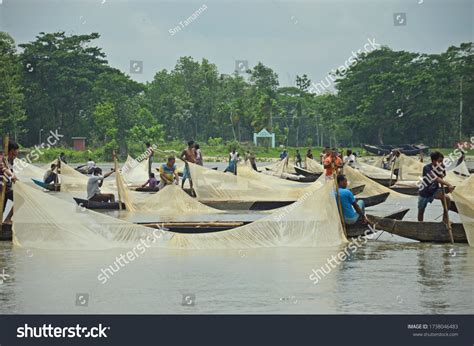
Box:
[54,157,61,191]
[333,162,347,238]
[0,135,10,224]
[112,150,122,210]
[441,188,454,244]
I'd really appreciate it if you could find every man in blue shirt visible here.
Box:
[418,151,454,223]
[335,175,369,224]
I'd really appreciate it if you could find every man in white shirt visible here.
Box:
[343,149,356,168]
[87,167,115,202]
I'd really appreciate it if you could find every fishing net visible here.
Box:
[397,154,425,181]
[304,158,324,174]
[188,162,316,202]
[452,175,474,246]
[12,159,46,183]
[343,165,408,199]
[263,158,297,174]
[237,161,309,188]
[354,162,396,180]
[116,170,220,217]
[121,155,149,186]
[12,180,347,250]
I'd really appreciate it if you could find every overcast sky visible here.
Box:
[0,0,472,87]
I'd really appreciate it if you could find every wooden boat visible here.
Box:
[294,166,322,178]
[205,191,388,211]
[351,185,365,196]
[32,179,60,192]
[367,216,467,243]
[73,197,125,210]
[369,177,393,187]
[358,192,389,208]
[134,186,159,192]
[140,209,410,238]
[362,144,429,156]
[286,175,318,183]
[0,224,12,241]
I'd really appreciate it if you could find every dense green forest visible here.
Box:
[0,31,472,157]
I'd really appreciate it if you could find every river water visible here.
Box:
[0,162,472,314]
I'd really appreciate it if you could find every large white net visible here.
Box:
[304,158,324,174]
[188,162,318,202]
[452,175,474,246]
[343,165,408,199]
[116,170,220,217]
[121,155,149,186]
[12,180,347,250]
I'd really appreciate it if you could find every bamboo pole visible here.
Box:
[113,151,122,210]
[332,161,347,238]
[54,157,61,191]
[0,135,9,224]
[441,188,454,244]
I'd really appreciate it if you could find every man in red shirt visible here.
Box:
[323,148,343,182]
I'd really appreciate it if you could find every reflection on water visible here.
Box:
[0,237,472,314]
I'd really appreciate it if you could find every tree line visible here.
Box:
[0,31,472,157]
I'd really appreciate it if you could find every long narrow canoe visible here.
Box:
[366,216,467,243]
[204,191,388,211]
[140,209,410,237]
[0,209,409,242]
[32,179,60,192]
[294,166,322,178]
[73,197,125,210]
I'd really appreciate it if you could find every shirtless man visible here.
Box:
[180,140,197,190]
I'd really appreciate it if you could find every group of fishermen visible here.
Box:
[0,139,458,232]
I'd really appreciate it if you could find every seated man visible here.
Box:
[158,156,179,190]
[141,173,158,191]
[86,158,96,174]
[87,167,115,202]
[335,175,369,225]
[43,163,58,185]
[418,151,454,223]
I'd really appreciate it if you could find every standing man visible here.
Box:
[145,142,154,176]
[180,140,197,189]
[194,143,203,166]
[323,149,343,182]
[245,151,258,171]
[295,150,302,167]
[418,151,454,224]
[87,167,116,202]
[158,156,179,190]
[224,148,239,175]
[320,147,330,164]
[390,150,401,180]
[343,149,356,168]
